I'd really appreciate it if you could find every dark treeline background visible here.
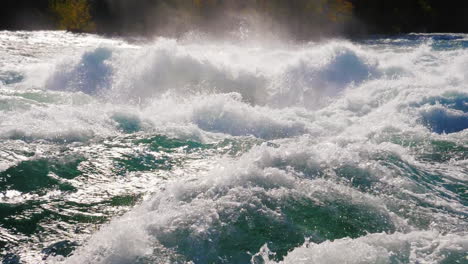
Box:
[2,0,468,39]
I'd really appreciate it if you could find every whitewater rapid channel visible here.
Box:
[0,31,467,264]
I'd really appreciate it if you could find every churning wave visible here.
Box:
[0,31,467,264]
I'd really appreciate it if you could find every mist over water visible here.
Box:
[0,31,467,264]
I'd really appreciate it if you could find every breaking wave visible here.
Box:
[0,31,467,264]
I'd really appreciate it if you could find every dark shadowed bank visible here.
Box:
[2,0,468,40]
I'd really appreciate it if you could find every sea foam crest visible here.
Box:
[60,142,404,264]
[255,231,468,264]
[43,39,380,109]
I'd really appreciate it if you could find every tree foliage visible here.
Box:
[50,0,96,32]
[4,0,468,38]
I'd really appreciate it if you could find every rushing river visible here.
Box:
[0,31,467,264]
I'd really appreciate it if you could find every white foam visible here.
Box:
[260,231,468,264]
[1,31,468,264]
[59,141,411,263]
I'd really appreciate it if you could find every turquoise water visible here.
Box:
[0,31,467,264]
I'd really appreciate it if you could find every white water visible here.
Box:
[0,31,467,264]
